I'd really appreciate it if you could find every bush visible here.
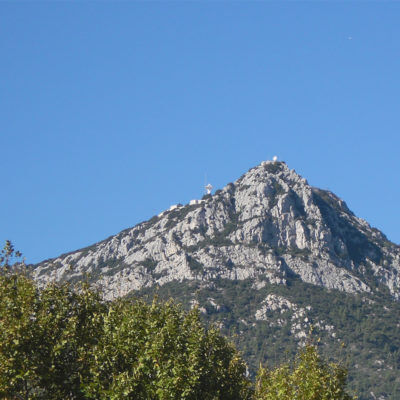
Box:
[83,298,252,400]
[255,344,354,400]
[0,242,251,399]
[0,273,104,399]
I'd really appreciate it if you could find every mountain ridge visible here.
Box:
[33,160,400,301]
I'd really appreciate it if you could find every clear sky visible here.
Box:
[2,2,400,264]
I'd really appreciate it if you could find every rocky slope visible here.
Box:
[34,160,400,301]
[33,161,400,399]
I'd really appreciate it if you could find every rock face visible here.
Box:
[33,161,400,301]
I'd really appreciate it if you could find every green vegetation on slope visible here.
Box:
[135,277,400,400]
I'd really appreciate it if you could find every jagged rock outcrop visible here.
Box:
[254,294,336,340]
[33,160,400,301]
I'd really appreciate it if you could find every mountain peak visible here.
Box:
[34,161,400,301]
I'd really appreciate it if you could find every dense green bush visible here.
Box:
[0,273,252,399]
[0,243,252,399]
[255,344,353,400]
[0,268,105,399]
[82,298,252,400]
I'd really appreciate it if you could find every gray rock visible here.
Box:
[33,160,400,301]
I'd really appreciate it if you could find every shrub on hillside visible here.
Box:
[255,343,353,400]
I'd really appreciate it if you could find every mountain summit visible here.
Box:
[34,160,400,301]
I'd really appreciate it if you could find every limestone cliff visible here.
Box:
[33,161,400,301]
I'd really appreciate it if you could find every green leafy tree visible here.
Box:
[0,241,251,400]
[81,298,253,400]
[0,241,38,399]
[255,344,354,400]
[0,241,105,399]
[0,239,22,269]
[33,282,105,399]
[0,270,39,398]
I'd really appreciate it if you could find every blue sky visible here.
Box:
[2,2,399,264]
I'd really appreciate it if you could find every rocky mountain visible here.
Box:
[33,161,400,399]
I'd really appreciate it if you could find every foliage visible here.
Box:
[263,163,283,174]
[0,241,252,400]
[82,298,252,400]
[134,277,400,399]
[0,247,104,399]
[186,254,204,274]
[255,344,354,399]
[0,239,23,270]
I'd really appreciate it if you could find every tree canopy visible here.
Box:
[255,344,353,400]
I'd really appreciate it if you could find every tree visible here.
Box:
[0,241,104,399]
[81,298,253,400]
[0,241,252,400]
[254,344,355,400]
[0,239,22,270]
